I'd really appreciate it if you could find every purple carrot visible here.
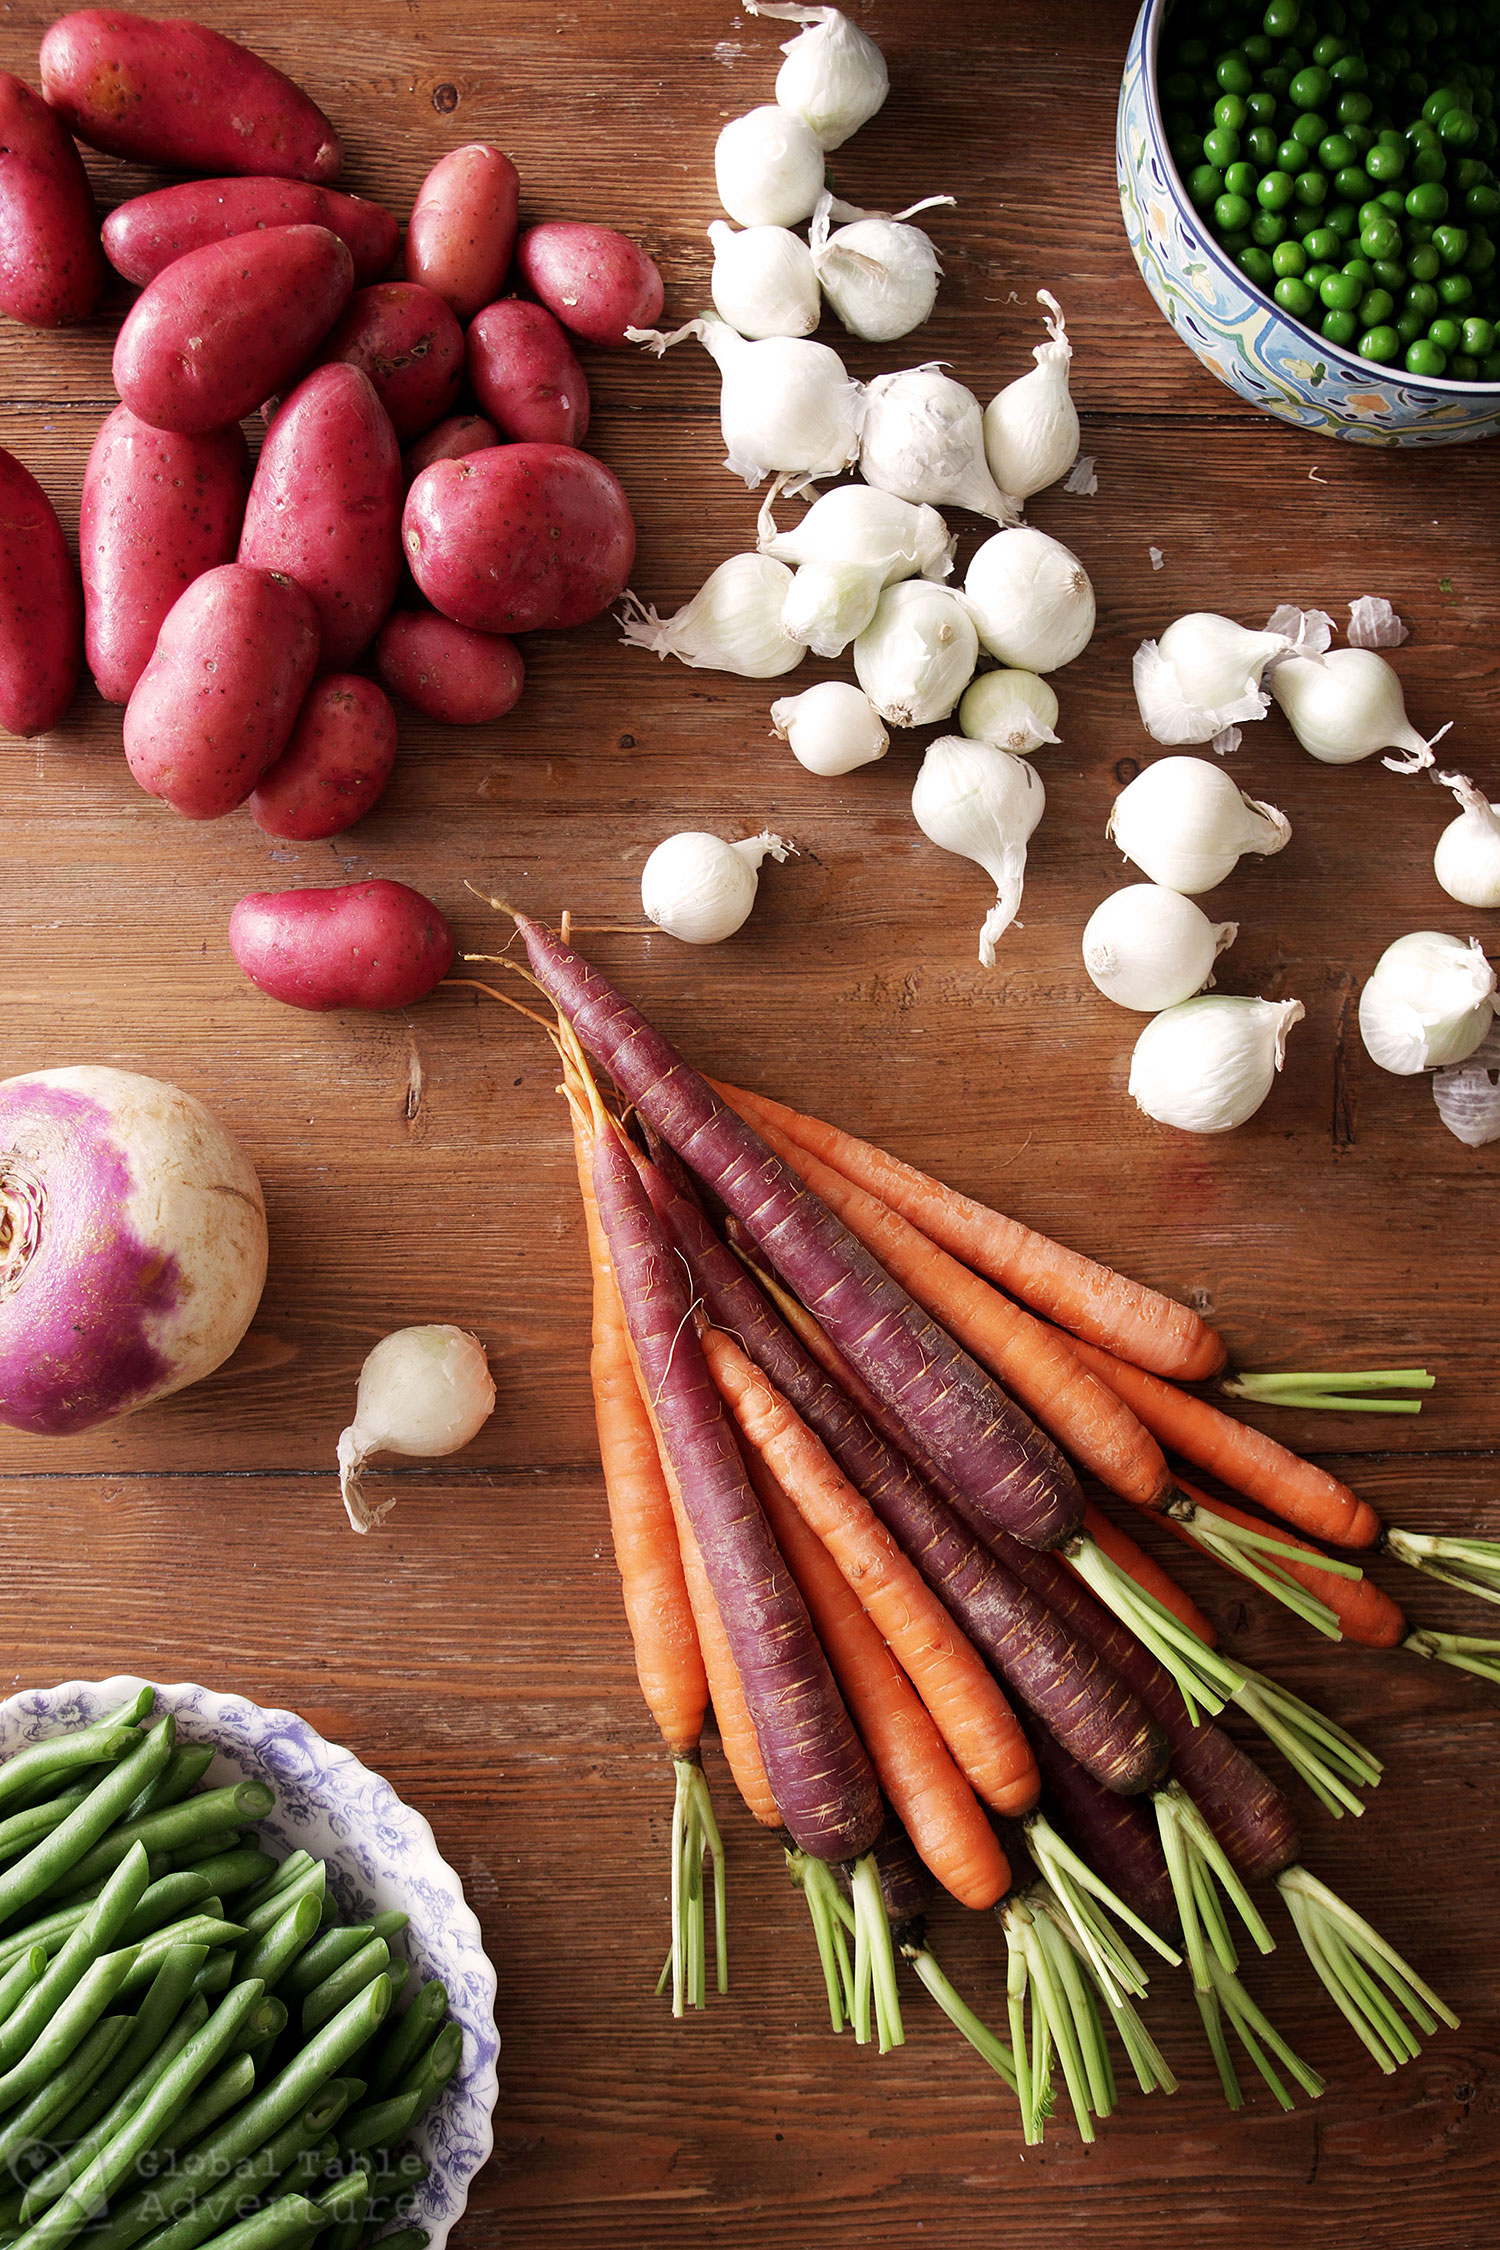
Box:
[1022,1719,1179,1939]
[514,911,1081,1551]
[634,1144,1166,1800]
[589,1120,880,1865]
[838,1812,936,1930]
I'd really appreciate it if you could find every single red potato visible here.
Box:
[316,282,464,444]
[114,225,355,436]
[404,144,519,321]
[466,301,590,447]
[39,9,341,180]
[229,880,455,1011]
[401,413,497,490]
[0,448,82,737]
[0,73,104,326]
[81,406,250,704]
[238,364,401,671]
[123,563,320,818]
[248,674,397,839]
[375,610,524,725]
[515,221,663,347]
[103,178,398,287]
[403,444,635,634]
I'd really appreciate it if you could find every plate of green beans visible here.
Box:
[0,1681,498,2250]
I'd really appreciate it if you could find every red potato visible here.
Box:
[238,364,401,671]
[248,674,397,839]
[0,448,81,737]
[103,178,398,288]
[403,444,635,634]
[114,225,355,436]
[375,610,524,725]
[229,880,455,1011]
[466,301,589,447]
[123,563,320,819]
[515,221,663,348]
[401,413,497,490]
[404,145,519,321]
[0,73,104,326]
[38,9,341,181]
[81,407,250,704]
[316,282,464,444]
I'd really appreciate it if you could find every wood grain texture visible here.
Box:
[0,0,1497,2243]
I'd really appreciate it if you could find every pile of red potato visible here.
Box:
[0,6,661,1010]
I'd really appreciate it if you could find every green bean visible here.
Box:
[0,1722,174,1934]
[0,1945,140,2112]
[187,2199,326,2250]
[20,1997,212,2215]
[0,1948,46,2033]
[229,1997,287,2058]
[119,1922,248,1999]
[239,1857,315,1919]
[333,2093,418,2161]
[175,1852,277,1901]
[317,2168,370,2250]
[0,1845,151,2070]
[0,1696,154,1814]
[239,1896,322,1996]
[400,2021,459,2105]
[150,2051,257,2157]
[49,1787,274,1903]
[51,1945,209,2144]
[121,1749,217,1828]
[193,1951,236,1999]
[364,2230,426,2250]
[133,2102,347,2250]
[361,1986,445,2104]
[301,1944,389,2041]
[0,1785,101,1869]
[11,1976,268,2250]
[117,1874,215,1945]
[0,2014,131,2166]
[240,1866,325,1944]
[277,1919,407,2008]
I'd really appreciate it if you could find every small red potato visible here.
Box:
[229,880,455,1011]
[81,406,250,704]
[114,225,355,436]
[515,221,664,347]
[403,144,519,321]
[123,563,320,819]
[238,364,401,672]
[375,610,524,725]
[103,178,398,288]
[403,444,635,635]
[316,282,464,444]
[248,673,397,840]
[466,301,589,447]
[39,10,341,181]
[0,447,82,736]
[0,73,104,326]
[401,413,497,489]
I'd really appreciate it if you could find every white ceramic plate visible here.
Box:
[0,1677,499,2250]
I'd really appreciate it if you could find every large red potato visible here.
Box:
[401,413,497,490]
[229,881,454,1011]
[375,611,524,725]
[114,225,354,435]
[103,178,397,287]
[238,365,401,671]
[248,674,397,840]
[39,10,341,180]
[0,448,81,736]
[404,145,519,321]
[81,407,250,703]
[466,301,589,447]
[0,73,104,325]
[316,283,464,444]
[403,444,635,634]
[123,564,320,818]
[515,221,663,347]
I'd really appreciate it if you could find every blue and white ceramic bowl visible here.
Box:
[1118,0,1500,445]
[0,1678,498,2250]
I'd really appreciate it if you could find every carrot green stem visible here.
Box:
[1276,1865,1458,2073]
[1166,1499,1361,1643]
[898,1939,1019,2094]
[1222,1369,1433,1405]
[1228,1665,1383,1817]
[1153,1782,1275,1993]
[848,1855,903,2056]
[1036,1885,1179,2102]
[785,1851,853,2034]
[1194,1956,1325,2112]
[1067,1537,1244,1728]
[1383,1528,1500,1607]
[1021,1812,1181,2005]
[1404,1630,1500,1685]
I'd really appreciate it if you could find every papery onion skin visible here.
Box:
[0,1066,267,1435]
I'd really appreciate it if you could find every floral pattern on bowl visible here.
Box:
[0,1678,498,2250]
[1118,0,1500,446]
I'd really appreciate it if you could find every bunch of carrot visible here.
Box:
[494,905,1475,2138]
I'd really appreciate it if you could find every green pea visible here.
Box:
[1290,65,1333,109]
[1411,144,1449,182]
[1337,90,1374,124]
[1437,269,1476,305]
[1341,254,1375,283]
[1273,273,1318,316]
[1464,232,1497,274]
[1216,192,1255,231]
[1317,132,1357,169]
[1407,120,1441,150]
[1395,305,1427,342]
[1358,323,1400,359]
[1225,161,1258,195]
[1247,89,1278,122]
[1346,122,1376,156]
[1305,259,1336,288]
[1359,285,1395,323]
[1203,125,1242,166]
[1360,213,1403,257]
[1371,255,1407,287]
[1327,199,1361,235]
[1277,137,1308,172]
[1261,65,1291,100]
[1252,210,1292,246]
[1320,268,1364,308]
[1175,35,1209,65]
[1480,350,1500,378]
[1408,240,1442,277]
[1293,168,1328,205]
[1332,53,1370,87]
[1365,140,1408,179]
[1322,306,1361,343]
[1303,224,1342,259]
[1427,313,1462,349]
[1453,157,1489,191]
[1433,221,1470,263]
[1238,245,1279,287]
[1375,188,1407,215]
[1187,164,1225,210]
[1292,110,1329,147]
[1272,239,1309,275]
[1424,87,1461,123]
[1375,125,1406,150]
[1450,351,1481,376]
[1312,33,1346,64]
[1246,125,1279,164]
[1405,336,1448,372]
[1462,314,1497,352]
[1215,93,1251,130]
[1263,0,1299,33]
[1440,107,1481,147]
[1220,227,1253,253]
[1405,180,1449,220]
[1404,279,1441,317]
[1218,51,1256,96]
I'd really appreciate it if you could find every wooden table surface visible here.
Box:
[3,1,1499,2243]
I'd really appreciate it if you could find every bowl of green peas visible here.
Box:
[1118,0,1500,443]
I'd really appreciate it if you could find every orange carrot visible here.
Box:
[711,1077,1226,1382]
[1166,1477,1406,1648]
[739,1442,1011,1910]
[727,1098,1175,1512]
[1061,1334,1383,1551]
[700,1321,1039,1819]
[1077,1501,1218,1649]
[671,1497,783,1827]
